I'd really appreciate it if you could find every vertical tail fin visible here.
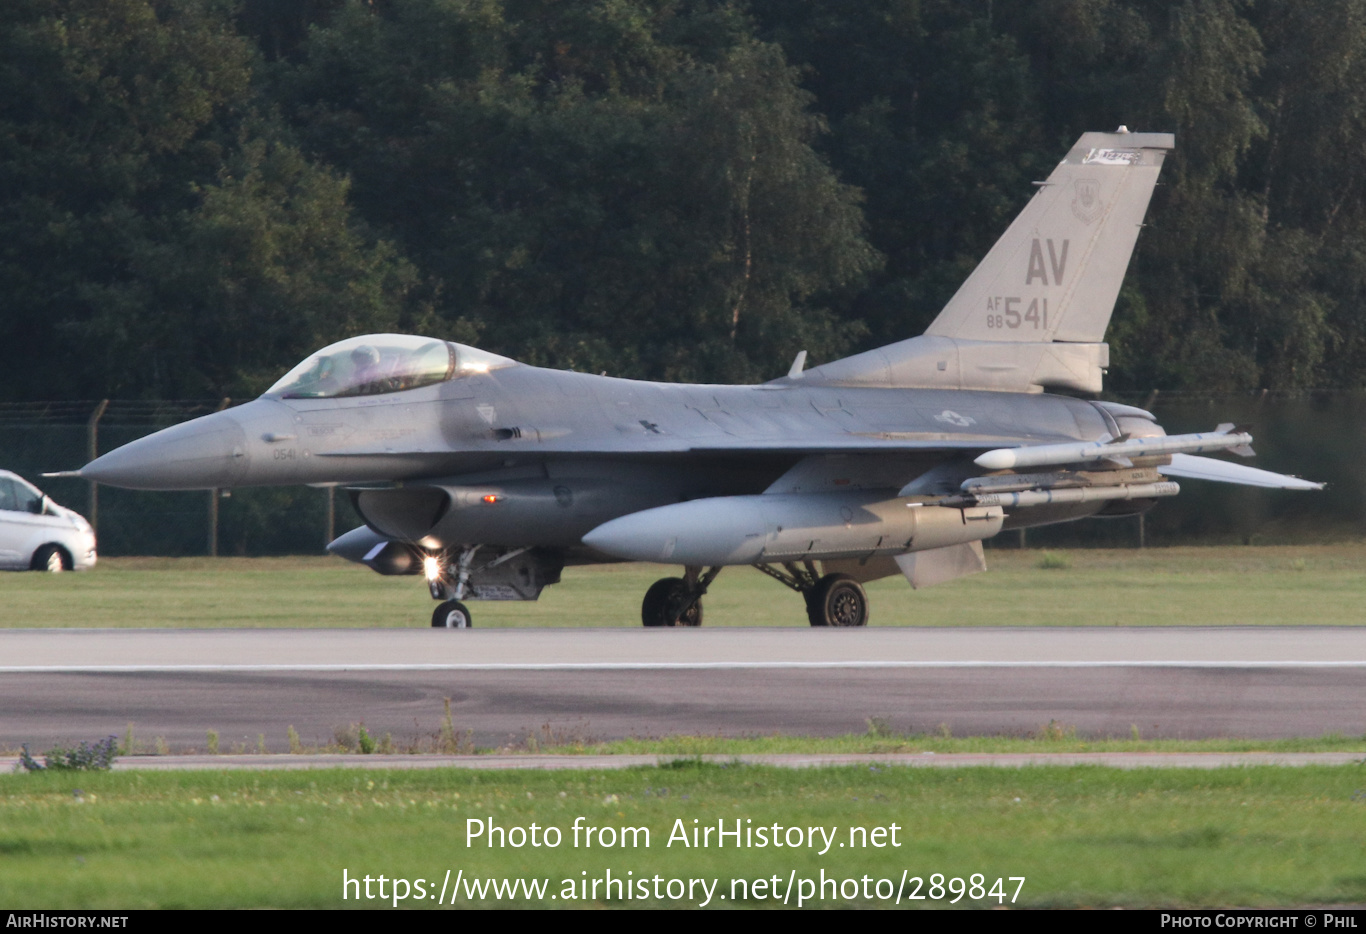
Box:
[924,129,1173,344]
[795,129,1173,392]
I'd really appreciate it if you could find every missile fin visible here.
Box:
[895,541,987,589]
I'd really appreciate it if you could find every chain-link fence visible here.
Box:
[0,400,362,556]
[1,393,1362,556]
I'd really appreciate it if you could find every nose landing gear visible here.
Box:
[432,600,473,628]
[428,545,481,628]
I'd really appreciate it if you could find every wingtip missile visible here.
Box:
[974,427,1255,472]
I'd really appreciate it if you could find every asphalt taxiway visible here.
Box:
[1,628,1363,750]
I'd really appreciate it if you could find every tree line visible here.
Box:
[5,0,1366,401]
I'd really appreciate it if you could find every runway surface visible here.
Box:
[1,628,1364,750]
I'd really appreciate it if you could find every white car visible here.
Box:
[0,470,97,571]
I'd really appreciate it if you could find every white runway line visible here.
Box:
[3,660,1366,672]
[6,628,1366,669]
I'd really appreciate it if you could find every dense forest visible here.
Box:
[6,0,1366,401]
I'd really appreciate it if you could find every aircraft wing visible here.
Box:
[687,436,1025,454]
[1157,453,1324,490]
[315,434,1033,458]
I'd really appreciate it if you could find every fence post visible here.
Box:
[87,399,109,535]
[208,398,230,556]
[325,486,336,550]
[208,489,219,557]
[1136,388,1156,551]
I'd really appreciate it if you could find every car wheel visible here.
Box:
[32,545,70,573]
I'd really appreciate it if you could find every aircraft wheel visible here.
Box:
[806,574,868,627]
[431,600,473,628]
[641,578,703,628]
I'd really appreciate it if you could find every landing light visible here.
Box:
[423,555,442,582]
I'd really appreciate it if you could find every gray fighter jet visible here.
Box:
[76,129,1322,628]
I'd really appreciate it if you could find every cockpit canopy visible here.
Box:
[266,334,514,399]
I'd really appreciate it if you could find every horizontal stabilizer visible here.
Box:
[1157,454,1324,490]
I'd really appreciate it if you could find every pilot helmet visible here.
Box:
[350,345,380,368]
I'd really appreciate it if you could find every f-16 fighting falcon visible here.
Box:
[75,129,1322,628]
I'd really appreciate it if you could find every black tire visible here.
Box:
[431,600,473,628]
[806,573,868,627]
[31,545,70,573]
[641,577,703,627]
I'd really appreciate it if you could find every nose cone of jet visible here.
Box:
[81,409,250,490]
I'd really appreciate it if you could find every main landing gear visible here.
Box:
[637,561,869,627]
[755,561,869,627]
[641,566,721,627]
[806,573,870,627]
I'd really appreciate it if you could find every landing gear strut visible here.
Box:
[425,544,540,627]
[641,565,721,627]
[754,561,869,627]
[428,545,483,628]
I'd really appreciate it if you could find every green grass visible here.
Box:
[88,724,1366,758]
[2,764,1365,908]
[2,543,1365,628]
[21,724,1366,759]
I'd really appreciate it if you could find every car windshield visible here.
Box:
[0,476,43,514]
[266,335,511,399]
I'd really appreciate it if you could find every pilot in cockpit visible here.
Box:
[349,344,384,393]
